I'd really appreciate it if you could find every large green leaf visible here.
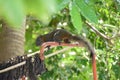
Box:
[24,0,56,25]
[75,0,98,24]
[69,2,82,33]
[0,0,25,28]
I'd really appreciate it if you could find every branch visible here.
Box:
[45,47,72,58]
[0,42,97,80]
[0,47,72,73]
[40,42,97,80]
[0,61,25,74]
[40,42,81,60]
[85,21,110,40]
[0,42,86,73]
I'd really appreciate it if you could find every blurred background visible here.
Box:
[0,0,120,80]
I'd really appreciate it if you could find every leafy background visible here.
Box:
[0,0,120,80]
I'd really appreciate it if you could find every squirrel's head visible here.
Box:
[36,35,44,46]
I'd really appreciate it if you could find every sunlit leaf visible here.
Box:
[75,0,98,24]
[69,2,82,33]
[24,0,56,25]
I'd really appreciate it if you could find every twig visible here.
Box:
[27,51,39,57]
[102,24,116,28]
[27,46,53,57]
[45,47,72,58]
[86,21,110,40]
[0,47,72,73]
[0,61,26,74]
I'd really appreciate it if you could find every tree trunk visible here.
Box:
[0,19,26,63]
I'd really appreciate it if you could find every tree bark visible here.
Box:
[0,19,26,62]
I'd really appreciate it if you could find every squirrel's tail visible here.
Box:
[72,36,95,57]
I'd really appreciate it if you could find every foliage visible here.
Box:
[0,0,120,80]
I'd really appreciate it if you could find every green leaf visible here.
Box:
[0,0,25,28]
[56,0,71,11]
[75,0,98,24]
[69,2,82,33]
[24,0,56,25]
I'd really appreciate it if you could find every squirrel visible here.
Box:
[36,29,95,57]
[36,29,77,46]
